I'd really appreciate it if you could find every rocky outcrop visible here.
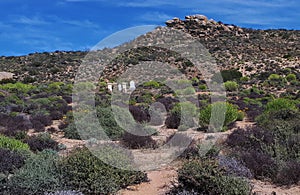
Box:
[0,14,299,84]
[166,15,246,38]
[0,72,14,81]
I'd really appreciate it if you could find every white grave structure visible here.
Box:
[122,82,127,93]
[107,83,113,92]
[118,84,122,92]
[129,80,136,91]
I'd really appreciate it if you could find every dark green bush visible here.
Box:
[157,97,179,112]
[165,102,198,129]
[212,69,242,82]
[58,147,147,194]
[171,159,251,195]
[25,133,59,152]
[227,107,300,185]
[0,148,26,174]
[63,106,130,140]
[2,150,62,194]
[121,124,157,149]
[129,105,150,123]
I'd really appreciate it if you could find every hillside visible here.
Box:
[0,15,299,84]
[0,15,299,195]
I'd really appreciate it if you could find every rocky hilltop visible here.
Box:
[0,14,299,83]
[166,15,299,73]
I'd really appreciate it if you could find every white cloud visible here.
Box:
[61,19,100,28]
[14,16,49,25]
[139,12,174,22]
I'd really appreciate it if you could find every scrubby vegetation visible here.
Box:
[0,14,299,194]
[226,98,300,186]
[169,158,252,195]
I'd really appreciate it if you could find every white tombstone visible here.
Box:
[118,84,122,91]
[122,82,127,93]
[107,83,113,92]
[129,80,136,91]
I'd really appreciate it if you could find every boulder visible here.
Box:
[193,14,208,21]
[0,72,14,81]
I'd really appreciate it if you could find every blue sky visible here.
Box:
[0,0,299,56]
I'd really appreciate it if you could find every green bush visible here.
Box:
[268,74,282,81]
[169,102,198,129]
[58,147,147,194]
[199,102,239,131]
[224,81,238,91]
[240,76,250,82]
[172,159,251,195]
[0,135,30,151]
[64,106,131,140]
[286,73,297,82]
[212,69,242,82]
[143,80,161,88]
[236,110,245,121]
[0,82,36,94]
[228,108,300,185]
[175,87,196,96]
[265,98,297,113]
[198,84,207,91]
[3,150,62,194]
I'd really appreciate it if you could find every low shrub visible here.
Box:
[224,81,238,91]
[218,156,253,179]
[171,159,251,195]
[45,190,83,195]
[143,80,161,88]
[268,73,282,81]
[236,110,245,121]
[240,76,250,82]
[0,82,36,94]
[199,102,239,131]
[64,106,130,140]
[212,69,242,82]
[264,98,297,113]
[165,102,198,129]
[0,135,30,151]
[175,87,196,96]
[2,150,62,194]
[58,147,147,194]
[30,111,52,132]
[121,125,157,149]
[240,150,278,179]
[0,148,26,174]
[286,73,297,82]
[198,84,207,91]
[149,107,164,126]
[25,133,59,152]
[156,97,179,112]
[226,108,300,185]
[274,160,300,186]
[0,114,32,136]
[165,113,181,129]
[129,105,150,123]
